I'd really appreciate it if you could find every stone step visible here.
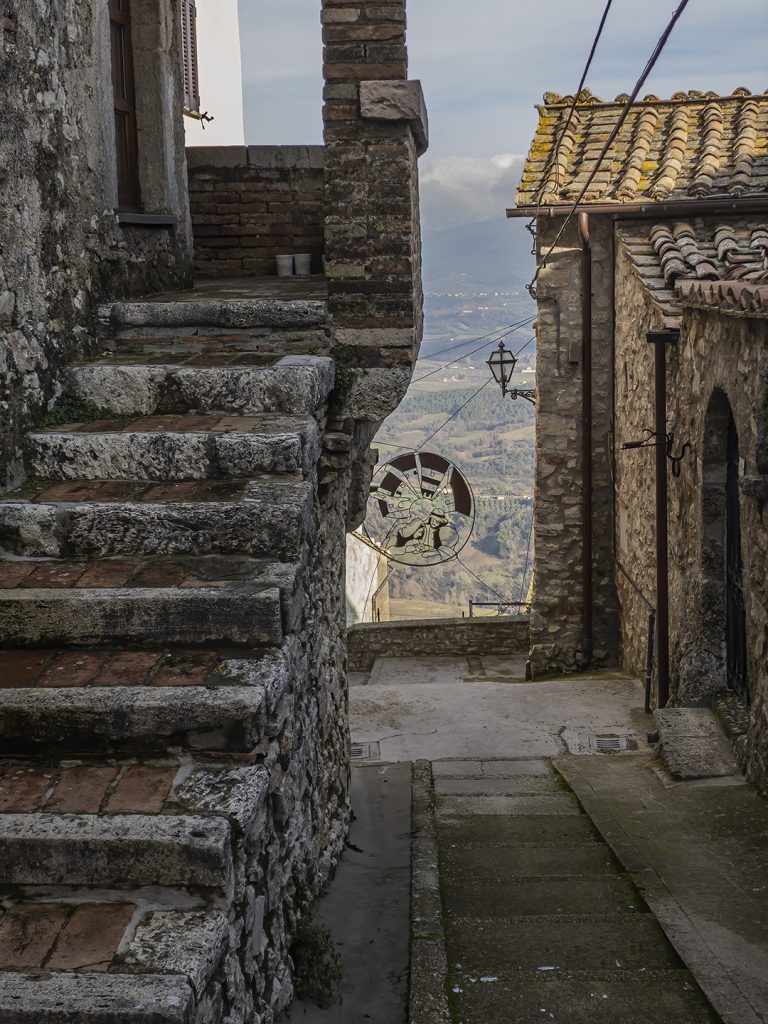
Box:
[0,644,295,754]
[0,555,298,648]
[451,968,720,1024]
[442,874,644,918]
[99,295,329,331]
[25,413,319,481]
[448,914,681,972]
[0,812,234,895]
[0,476,312,560]
[68,354,334,417]
[0,901,231,1022]
[0,552,296,647]
[0,756,274,896]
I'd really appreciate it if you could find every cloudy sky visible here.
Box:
[238,0,768,230]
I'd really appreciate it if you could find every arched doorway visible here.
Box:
[702,390,749,702]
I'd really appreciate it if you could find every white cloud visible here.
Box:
[420,154,525,230]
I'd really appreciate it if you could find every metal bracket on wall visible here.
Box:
[622,430,692,478]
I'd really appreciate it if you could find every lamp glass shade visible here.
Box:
[487,341,517,393]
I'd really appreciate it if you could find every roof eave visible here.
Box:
[507,196,768,220]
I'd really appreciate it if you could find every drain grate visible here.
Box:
[351,741,381,761]
[589,734,637,753]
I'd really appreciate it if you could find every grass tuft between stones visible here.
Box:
[291,908,343,1009]
[42,391,119,427]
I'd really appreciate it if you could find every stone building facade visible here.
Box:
[514,88,768,792]
[0,2,426,1020]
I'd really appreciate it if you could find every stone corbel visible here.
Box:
[359,80,429,156]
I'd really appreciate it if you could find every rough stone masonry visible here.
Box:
[0,1,427,1020]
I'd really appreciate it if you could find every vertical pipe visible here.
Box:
[579,213,594,667]
[647,329,678,707]
[644,610,656,714]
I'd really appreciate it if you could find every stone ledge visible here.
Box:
[360,80,429,155]
[348,616,530,672]
[186,145,325,172]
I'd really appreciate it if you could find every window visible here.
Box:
[181,0,201,115]
[109,0,140,211]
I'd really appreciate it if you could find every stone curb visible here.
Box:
[408,759,451,1024]
[553,755,762,1024]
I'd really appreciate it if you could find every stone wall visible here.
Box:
[322,0,427,435]
[187,146,326,278]
[348,616,530,672]
[0,2,192,492]
[613,227,768,794]
[530,216,617,673]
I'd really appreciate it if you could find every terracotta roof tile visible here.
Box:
[516,88,768,208]
[619,217,768,319]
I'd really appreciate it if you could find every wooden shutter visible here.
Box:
[182,0,200,114]
[108,0,141,211]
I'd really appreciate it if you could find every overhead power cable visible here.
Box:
[531,0,692,288]
[417,314,536,369]
[529,0,615,229]
[457,556,512,605]
[411,318,536,385]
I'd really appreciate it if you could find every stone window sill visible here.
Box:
[116,212,177,229]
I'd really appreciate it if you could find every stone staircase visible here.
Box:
[0,291,348,1022]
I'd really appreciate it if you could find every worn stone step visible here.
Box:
[68,354,334,416]
[0,555,299,648]
[0,901,230,1021]
[436,791,582,818]
[441,842,619,880]
[443,874,643,918]
[0,579,277,650]
[448,914,681,972]
[0,813,234,894]
[0,476,312,560]
[0,644,295,754]
[25,413,319,481]
[438,813,602,847]
[99,295,329,331]
[450,968,719,1024]
[0,972,198,1024]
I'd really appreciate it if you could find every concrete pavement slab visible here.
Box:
[283,763,411,1024]
[556,753,768,1024]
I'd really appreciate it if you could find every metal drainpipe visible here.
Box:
[647,328,679,708]
[579,213,594,669]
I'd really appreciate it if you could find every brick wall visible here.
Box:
[322,0,426,377]
[347,616,530,672]
[186,146,326,278]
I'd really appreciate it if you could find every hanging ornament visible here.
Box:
[364,451,475,567]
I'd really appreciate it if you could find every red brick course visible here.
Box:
[105,765,179,814]
[47,903,135,971]
[0,903,71,969]
[0,765,55,812]
[45,766,120,814]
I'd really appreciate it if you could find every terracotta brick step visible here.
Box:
[0,903,230,1022]
[0,643,296,753]
[0,476,312,560]
[67,354,334,417]
[25,413,319,481]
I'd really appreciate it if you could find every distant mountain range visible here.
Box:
[421,215,535,293]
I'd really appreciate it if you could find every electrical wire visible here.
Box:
[417,380,489,452]
[457,556,512,604]
[528,0,615,229]
[411,320,535,385]
[518,504,534,605]
[531,0,692,287]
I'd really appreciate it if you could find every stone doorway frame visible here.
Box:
[700,388,747,699]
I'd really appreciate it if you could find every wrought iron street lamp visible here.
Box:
[487,340,535,404]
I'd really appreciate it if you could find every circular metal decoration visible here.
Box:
[364,451,475,566]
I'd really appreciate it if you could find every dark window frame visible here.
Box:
[109,0,141,212]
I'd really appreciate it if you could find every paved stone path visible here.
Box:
[428,758,721,1024]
